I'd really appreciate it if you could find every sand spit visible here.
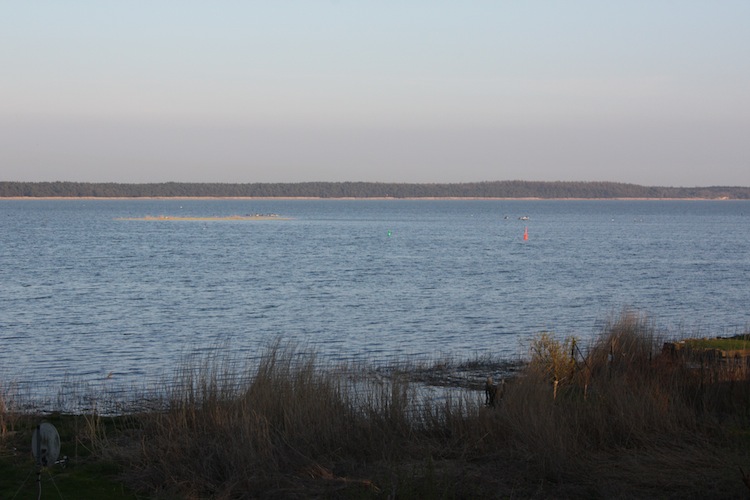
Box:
[115,214,291,221]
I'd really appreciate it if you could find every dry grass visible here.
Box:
[118,316,750,498]
[129,343,400,497]
[0,382,24,440]
[491,313,750,497]
[5,313,750,498]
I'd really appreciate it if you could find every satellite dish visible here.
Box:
[31,422,60,467]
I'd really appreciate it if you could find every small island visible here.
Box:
[115,213,290,221]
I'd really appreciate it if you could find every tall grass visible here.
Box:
[105,314,750,497]
[131,343,401,497]
[494,313,750,494]
[0,382,14,437]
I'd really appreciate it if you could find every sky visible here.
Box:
[1,1,749,186]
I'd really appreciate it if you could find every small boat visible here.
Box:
[519,216,529,221]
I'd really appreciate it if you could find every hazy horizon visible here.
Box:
[2,2,749,187]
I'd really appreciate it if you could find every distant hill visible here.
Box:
[1,181,748,199]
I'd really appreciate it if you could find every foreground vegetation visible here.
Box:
[2,180,749,199]
[3,314,750,498]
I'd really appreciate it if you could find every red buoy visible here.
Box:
[523,226,528,241]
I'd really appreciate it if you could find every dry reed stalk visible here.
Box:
[0,385,8,436]
[0,382,22,438]
[118,315,750,498]
[492,312,750,491]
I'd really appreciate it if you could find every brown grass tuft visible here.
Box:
[90,315,750,497]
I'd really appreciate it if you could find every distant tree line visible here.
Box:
[0,181,748,199]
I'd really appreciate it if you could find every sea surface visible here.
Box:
[1,199,749,405]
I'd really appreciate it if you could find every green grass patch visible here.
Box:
[684,336,750,351]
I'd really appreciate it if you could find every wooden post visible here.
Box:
[553,378,559,401]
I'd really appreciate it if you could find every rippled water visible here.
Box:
[1,199,749,403]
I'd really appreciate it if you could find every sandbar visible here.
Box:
[115,214,291,221]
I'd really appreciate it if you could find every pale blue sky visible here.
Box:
[2,1,749,186]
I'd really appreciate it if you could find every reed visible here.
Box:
[0,383,13,437]
[130,343,388,497]
[122,317,750,497]
[492,312,750,495]
[4,312,749,498]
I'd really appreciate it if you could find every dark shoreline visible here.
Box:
[2,196,745,201]
[2,180,749,199]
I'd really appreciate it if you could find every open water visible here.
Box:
[1,199,749,404]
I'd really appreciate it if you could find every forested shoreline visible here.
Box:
[1,180,749,199]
